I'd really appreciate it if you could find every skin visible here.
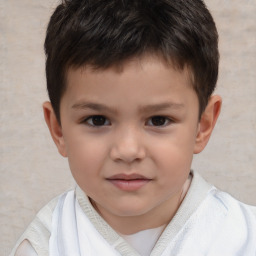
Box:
[43,55,221,234]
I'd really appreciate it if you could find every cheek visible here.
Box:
[152,131,195,165]
[151,133,195,180]
[64,135,107,181]
[156,147,193,178]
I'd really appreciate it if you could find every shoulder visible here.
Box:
[192,172,256,223]
[206,188,256,236]
[189,187,256,253]
[249,205,256,217]
[10,195,60,256]
[209,188,256,217]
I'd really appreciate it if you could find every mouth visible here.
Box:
[106,174,152,191]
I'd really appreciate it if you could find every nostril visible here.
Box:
[109,143,146,163]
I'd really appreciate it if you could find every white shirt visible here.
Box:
[12,171,256,256]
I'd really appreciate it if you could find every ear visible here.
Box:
[193,95,222,154]
[43,102,67,157]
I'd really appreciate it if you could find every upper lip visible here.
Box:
[106,173,151,180]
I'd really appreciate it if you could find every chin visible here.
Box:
[110,201,154,217]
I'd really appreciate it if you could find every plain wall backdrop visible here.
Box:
[1,0,256,255]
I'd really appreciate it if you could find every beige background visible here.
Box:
[1,0,256,255]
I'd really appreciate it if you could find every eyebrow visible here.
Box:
[72,101,184,114]
[72,102,118,114]
[138,102,185,113]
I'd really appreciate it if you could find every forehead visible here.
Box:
[66,55,193,88]
[63,55,197,110]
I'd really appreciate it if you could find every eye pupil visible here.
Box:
[92,116,106,126]
[151,116,166,126]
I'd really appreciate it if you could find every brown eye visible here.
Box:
[85,115,110,126]
[147,116,170,126]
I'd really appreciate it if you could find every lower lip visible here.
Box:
[108,179,151,191]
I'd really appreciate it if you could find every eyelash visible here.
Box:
[82,115,173,127]
[146,116,173,127]
[83,115,111,127]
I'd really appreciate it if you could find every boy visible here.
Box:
[11,0,256,255]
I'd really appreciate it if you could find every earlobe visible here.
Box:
[43,102,67,157]
[193,95,222,154]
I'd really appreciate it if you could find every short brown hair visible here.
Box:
[45,0,219,123]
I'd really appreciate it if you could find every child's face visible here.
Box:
[56,55,202,229]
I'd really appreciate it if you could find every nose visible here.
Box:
[110,127,146,163]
